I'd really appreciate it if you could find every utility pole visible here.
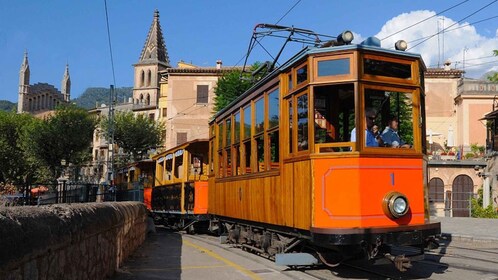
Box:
[108,85,115,190]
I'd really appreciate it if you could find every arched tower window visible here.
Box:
[146,94,151,105]
[147,70,152,87]
[140,94,144,104]
[140,70,145,87]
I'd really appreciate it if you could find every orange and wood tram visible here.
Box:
[150,32,440,271]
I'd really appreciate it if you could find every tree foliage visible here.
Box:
[488,50,498,83]
[0,111,37,184]
[213,63,263,113]
[24,105,96,179]
[100,111,164,162]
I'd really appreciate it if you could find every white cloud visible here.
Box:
[373,11,498,78]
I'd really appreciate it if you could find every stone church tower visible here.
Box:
[133,9,170,107]
[18,51,30,113]
[62,64,71,102]
[17,51,70,114]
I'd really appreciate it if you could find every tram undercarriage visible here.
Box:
[219,217,440,272]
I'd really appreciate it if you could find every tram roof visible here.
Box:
[212,43,425,121]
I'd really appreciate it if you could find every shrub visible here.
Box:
[471,188,498,218]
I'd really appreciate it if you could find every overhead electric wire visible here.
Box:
[456,59,498,69]
[234,0,302,67]
[104,0,117,87]
[428,55,496,68]
[407,0,498,51]
[407,15,498,45]
[275,0,302,25]
[381,0,469,41]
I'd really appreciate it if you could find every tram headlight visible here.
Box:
[395,40,408,51]
[393,197,407,215]
[337,30,354,45]
[383,192,409,219]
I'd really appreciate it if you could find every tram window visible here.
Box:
[218,122,224,148]
[364,59,411,79]
[234,144,241,175]
[209,140,214,174]
[255,98,265,134]
[288,99,293,154]
[296,65,308,84]
[174,153,183,179]
[297,94,309,151]
[318,58,350,76]
[226,148,232,176]
[314,84,355,151]
[243,105,251,140]
[269,130,279,169]
[165,157,173,180]
[243,140,252,174]
[288,73,293,91]
[234,112,240,143]
[268,89,279,129]
[218,150,224,177]
[256,135,265,171]
[364,88,414,148]
[226,118,232,146]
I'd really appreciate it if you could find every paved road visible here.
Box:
[114,227,498,280]
[112,227,316,280]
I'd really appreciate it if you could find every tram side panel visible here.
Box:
[210,172,298,228]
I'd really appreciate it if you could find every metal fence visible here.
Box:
[429,191,477,217]
[1,181,144,207]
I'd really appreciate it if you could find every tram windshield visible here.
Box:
[313,84,418,152]
[364,88,414,149]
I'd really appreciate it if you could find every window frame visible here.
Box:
[196,84,209,104]
[361,53,418,85]
[360,83,421,154]
[312,52,356,83]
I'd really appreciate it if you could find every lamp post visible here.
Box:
[58,159,67,203]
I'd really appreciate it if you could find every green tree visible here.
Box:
[488,50,498,82]
[100,111,164,162]
[0,111,38,185]
[213,62,263,112]
[25,105,96,180]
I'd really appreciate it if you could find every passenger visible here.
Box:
[350,108,379,147]
[381,117,411,148]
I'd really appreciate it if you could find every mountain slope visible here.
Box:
[72,87,133,109]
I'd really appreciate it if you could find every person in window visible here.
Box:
[350,108,379,147]
[381,117,411,148]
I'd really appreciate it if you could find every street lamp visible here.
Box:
[57,159,68,203]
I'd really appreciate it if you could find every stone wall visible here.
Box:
[0,202,147,279]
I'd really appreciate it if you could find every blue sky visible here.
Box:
[1,0,497,102]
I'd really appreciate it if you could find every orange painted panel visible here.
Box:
[313,157,426,229]
[143,187,152,210]
[193,181,209,214]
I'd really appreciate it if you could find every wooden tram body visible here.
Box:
[151,140,210,231]
[207,38,440,268]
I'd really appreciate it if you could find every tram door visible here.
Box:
[451,175,474,217]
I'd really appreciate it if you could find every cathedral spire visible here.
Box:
[138,9,170,66]
[18,51,30,113]
[19,50,30,85]
[61,64,71,101]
